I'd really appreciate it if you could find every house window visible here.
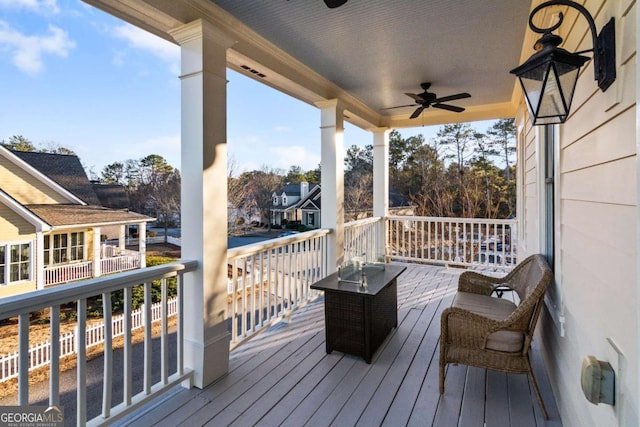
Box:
[9,243,30,282]
[543,125,555,267]
[0,243,32,285]
[44,232,85,265]
[273,196,278,206]
[282,195,287,206]
[69,232,84,261]
[307,212,315,226]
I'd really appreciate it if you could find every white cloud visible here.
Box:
[113,23,179,64]
[268,145,320,171]
[112,50,125,66]
[0,0,59,14]
[0,21,75,74]
[128,134,181,166]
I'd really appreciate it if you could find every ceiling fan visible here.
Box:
[324,0,348,8]
[383,82,471,119]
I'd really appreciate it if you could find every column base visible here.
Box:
[184,329,231,389]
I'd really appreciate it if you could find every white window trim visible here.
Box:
[538,124,565,337]
[44,231,87,266]
[1,240,34,286]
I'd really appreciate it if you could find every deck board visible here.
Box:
[459,367,486,427]
[123,263,562,427]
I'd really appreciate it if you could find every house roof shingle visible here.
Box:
[25,204,152,227]
[91,183,130,210]
[12,150,102,205]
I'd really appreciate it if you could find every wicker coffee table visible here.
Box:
[310,264,406,363]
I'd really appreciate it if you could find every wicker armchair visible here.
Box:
[439,254,553,418]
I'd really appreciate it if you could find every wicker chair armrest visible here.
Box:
[441,306,504,345]
[457,271,509,295]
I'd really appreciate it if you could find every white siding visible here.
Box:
[518,1,637,426]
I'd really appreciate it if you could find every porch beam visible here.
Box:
[317,99,345,272]
[169,18,233,388]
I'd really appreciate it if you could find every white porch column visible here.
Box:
[35,232,45,290]
[317,99,344,272]
[118,225,126,251]
[137,222,146,269]
[372,128,390,260]
[169,19,233,388]
[93,227,101,278]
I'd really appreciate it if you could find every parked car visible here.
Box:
[278,230,300,237]
[474,251,515,266]
[481,237,503,251]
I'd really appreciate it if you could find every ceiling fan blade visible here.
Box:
[324,0,348,8]
[410,106,425,119]
[381,104,417,110]
[432,103,465,113]
[405,93,425,102]
[435,93,471,103]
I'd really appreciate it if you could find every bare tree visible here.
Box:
[243,166,285,228]
[227,158,255,233]
[487,118,516,182]
[436,123,474,217]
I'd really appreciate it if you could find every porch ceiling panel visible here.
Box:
[86,0,533,128]
[208,0,531,127]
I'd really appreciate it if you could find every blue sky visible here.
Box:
[0,0,494,178]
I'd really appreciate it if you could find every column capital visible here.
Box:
[371,127,391,147]
[169,19,236,49]
[370,126,391,134]
[314,99,341,110]
[316,99,344,130]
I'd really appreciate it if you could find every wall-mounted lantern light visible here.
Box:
[510,0,616,125]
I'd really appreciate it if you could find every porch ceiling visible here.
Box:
[85,0,538,129]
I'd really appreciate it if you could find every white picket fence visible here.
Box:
[0,298,177,383]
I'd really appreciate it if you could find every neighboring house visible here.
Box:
[0,147,154,298]
[271,181,320,228]
[275,182,413,225]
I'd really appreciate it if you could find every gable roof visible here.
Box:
[92,183,130,210]
[11,150,102,205]
[298,185,321,211]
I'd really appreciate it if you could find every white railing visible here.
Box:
[344,216,384,262]
[226,229,329,349]
[126,235,182,246]
[386,216,517,269]
[44,261,93,286]
[0,299,177,383]
[0,261,197,426]
[100,254,140,275]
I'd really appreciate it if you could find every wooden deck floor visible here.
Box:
[122,263,563,427]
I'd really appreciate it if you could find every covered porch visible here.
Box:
[5,0,635,425]
[119,263,560,426]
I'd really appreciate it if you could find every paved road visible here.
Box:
[0,328,177,426]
